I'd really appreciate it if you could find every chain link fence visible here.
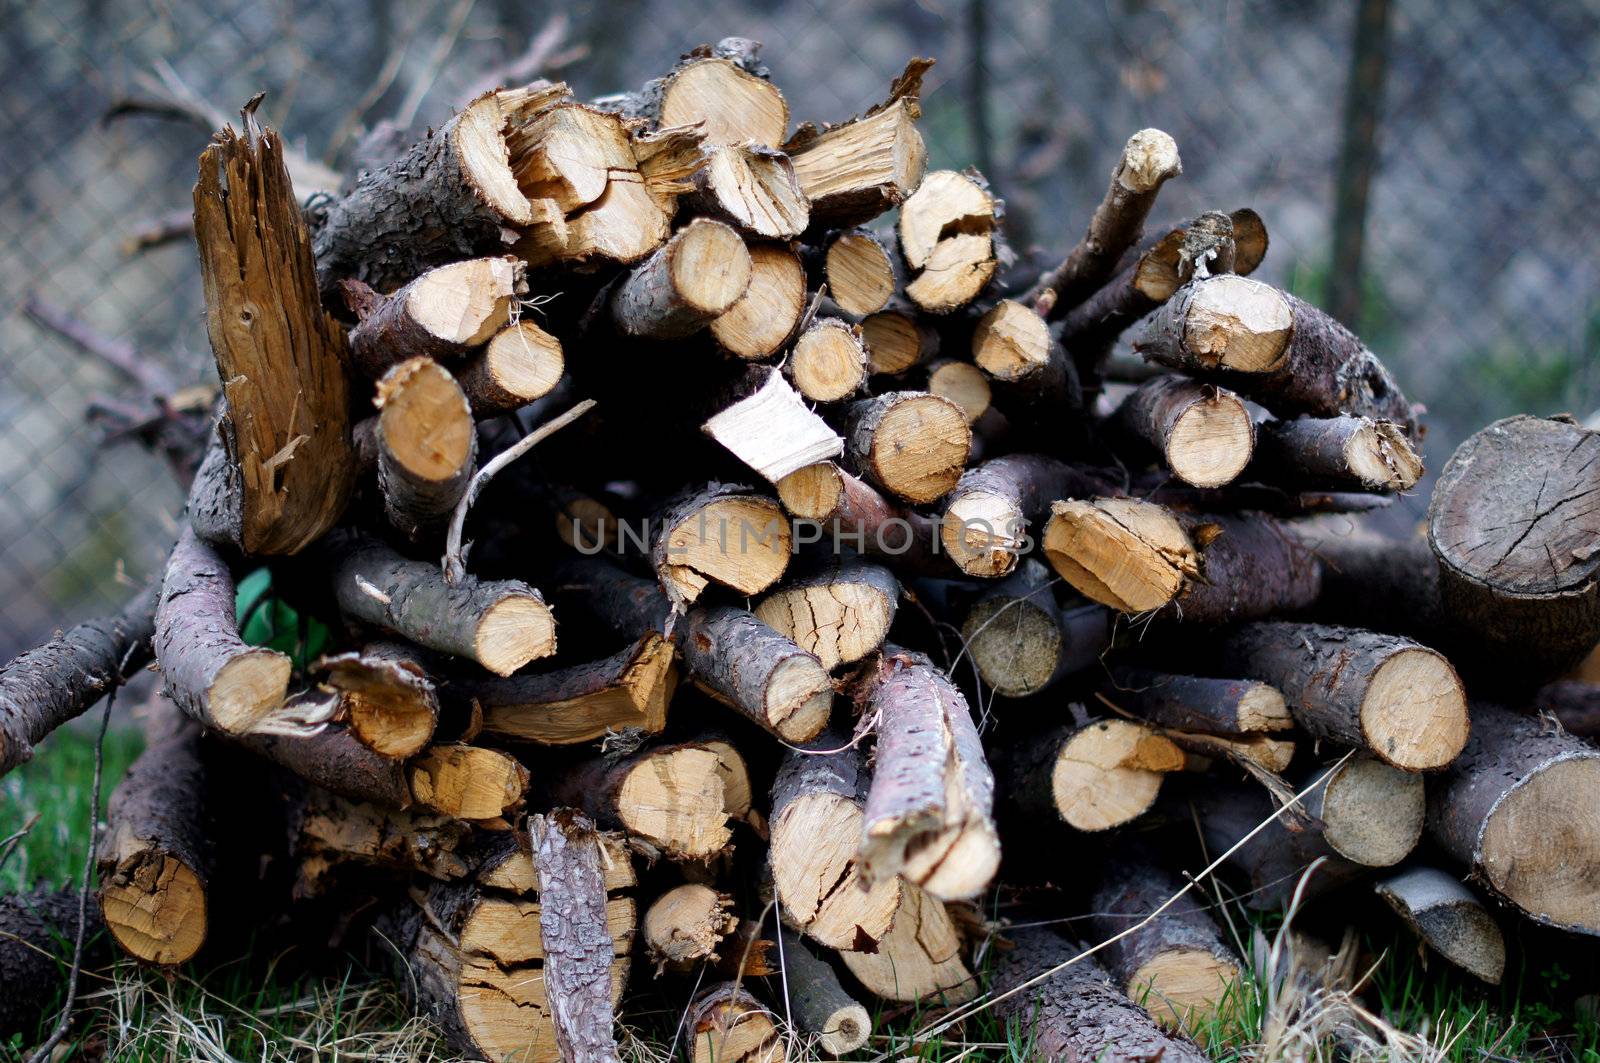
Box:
[3,0,1598,658]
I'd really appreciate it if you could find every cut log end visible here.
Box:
[973,299,1051,381]
[765,656,835,740]
[378,358,475,483]
[1377,867,1506,985]
[861,309,933,375]
[1119,128,1182,193]
[100,851,207,965]
[850,393,971,504]
[689,983,788,1063]
[618,747,732,861]
[755,572,898,671]
[407,257,521,346]
[460,320,565,416]
[1320,756,1425,866]
[659,493,791,606]
[698,145,809,239]
[323,645,439,759]
[410,744,529,822]
[1165,390,1254,488]
[926,360,990,424]
[661,58,789,148]
[962,594,1065,698]
[1052,720,1185,831]
[1043,498,1197,614]
[1129,948,1242,1031]
[942,489,1023,578]
[1479,755,1600,931]
[673,219,754,316]
[775,462,842,521]
[826,231,895,317]
[474,594,558,677]
[643,884,738,971]
[455,91,536,226]
[772,790,901,949]
[838,882,976,1003]
[207,648,293,733]
[1345,420,1424,490]
[788,319,867,402]
[710,245,806,360]
[1178,275,1293,371]
[1360,647,1469,771]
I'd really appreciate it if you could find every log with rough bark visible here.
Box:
[769,732,901,950]
[1376,866,1506,985]
[1086,851,1243,1033]
[1194,781,1366,911]
[837,880,977,1004]
[98,703,214,965]
[0,581,156,776]
[381,826,636,1063]
[331,535,555,676]
[1134,274,1418,433]
[687,982,788,1063]
[372,358,476,542]
[1043,502,1322,622]
[710,243,807,359]
[785,318,868,402]
[962,561,1114,697]
[549,738,738,862]
[643,883,738,973]
[688,144,809,239]
[456,319,566,417]
[897,169,998,313]
[843,391,971,505]
[991,925,1210,1063]
[1254,414,1422,492]
[925,358,991,423]
[824,229,895,317]
[703,369,844,484]
[1296,755,1424,867]
[192,113,354,555]
[1428,415,1600,676]
[317,641,438,759]
[1114,375,1255,488]
[1030,128,1183,318]
[786,58,929,230]
[860,303,939,374]
[1003,718,1186,832]
[156,527,290,733]
[618,39,789,148]
[940,454,1111,577]
[611,219,753,339]
[1104,668,1292,736]
[753,560,899,670]
[409,744,529,824]
[343,257,523,378]
[651,484,791,611]
[0,888,107,1038]
[459,633,677,745]
[237,720,413,808]
[774,929,871,1054]
[971,299,1083,431]
[1427,703,1600,935]
[1219,622,1469,772]
[775,461,946,573]
[682,606,833,742]
[854,647,999,900]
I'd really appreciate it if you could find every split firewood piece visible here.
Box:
[382,833,636,1063]
[774,930,871,1054]
[1003,718,1185,832]
[289,788,472,898]
[1376,866,1506,985]
[785,318,868,403]
[710,244,807,360]
[98,704,214,965]
[754,560,899,670]
[971,299,1083,427]
[1429,415,1600,675]
[1534,679,1600,739]
[0,581,156,776]
[1194,782,1366,911]
[373,358,475,542]
[343,257,523,379]
[825,229,896,317]
[1219,622,1469,771]
[775,462,946,573]
[550,738,736,861]
[1105,668,1291,735]
[991,925,1209,1063]
[689,144,809,239]
[855,646,1000,900]
[962,560,1113,697]
[786,58,930,229]
[455,319,565,417]
[703,369,844,483]
[687,982,788,1063]
[529,810,626,1063]
[860,303,939,374]
[843,391,971,505]
[897,170,999,314]
[311,85,563,297]
[769,732,901,949]
[1168,730,1296,773]
[409,744,529,824]
[317,641,438,759]
[1255,415,1422,492]
[651,484,791,611]
[623,39,789,147]
[643,883,739,973]
[611,218,753,339]
[1134,275,1418,432]
[1115,375,1255,488]
[941,454,1110,577]
[1031,128,1183,317]
[1087,851,1243,1034]
[838,881,976,1003]
[1043,502,1322,622]
[925,359,991,423]
[682,607,833,742]
[0,888,107,1037]
[1296,755,1424,867]
[331,534,555,676]
[1428,703,1600,935]
[156,527,290,733]
[237,719,413,808]
[192,115,353,555]
[457,633,677,746]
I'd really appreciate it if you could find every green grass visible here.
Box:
[4,729,1594,1062]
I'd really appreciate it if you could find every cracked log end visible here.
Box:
[1180,275,1293,371]
[1043,498,1198,614]
[754,568,898,670]
[942,487,1024,577]
[973,299,1051,382]
[618,747,733,860]
[100,851,207,965]
[410,744,529,823]
[474,594,558,677]
[788,319,867,402]
[471,633,676,746]
[643,883,738,972]
[826,230,895,317]
[661,57,789,148]
[697,144,809,238]
[1319,756,1425,866]
[658,493,791,607]
[897,169,996,271]
[838,882,976,1004]
[763,656,834,741]
[710,244,806,360]
[1346,419,1424,490]
[1051,720,1186,831]
[454,91,537,226]
[1359,647,1469,771]
[771,790,900,950]
[1119,129,1182,193]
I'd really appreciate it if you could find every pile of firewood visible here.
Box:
[4,37,1600,1062]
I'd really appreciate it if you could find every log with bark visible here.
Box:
[775,461,946,573]
[1376,865,1505,985]
[1104,668,1292,736]
[1254,414,1422,492]
[823,229,896,317]
[686,982,788,1063]
[940,454,1111,577]
[1113,375,1255,488]
[710,244,807,359]
[1295,754,1424,867]
[456,319,566,416]
[611,219,753,339]
[773,929,871,1054]
[752,560,899,670]
[843,391,972,505]
[963,561,1114,697]
[372,358,476,542]
[1002,718,1186,832]
[689,143,809,239]
[316,641,439,759]
[970,299,1083,434]
[897,169,999,313]
[343,257,524,378]
[651,483,792,611]
[643,883,738,973]
[0,888,107,1038]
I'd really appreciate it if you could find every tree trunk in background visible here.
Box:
[1326,0,1393,330]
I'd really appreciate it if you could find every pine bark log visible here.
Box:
[0,888,107,1039]
[343,256,523,378]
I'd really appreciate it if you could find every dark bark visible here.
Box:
[234,722,413,809]
[682,607,832,742]
[963,561,1114,697]
[530,810,623,1063]
[0,888,107,1038]
[1533,680,1600,739]
[1112,376,1254,488]
[548,738,734,861]
[773,930,870,1054]
[1192,781,1367,911]
[1254,414,1421,492]
[342,257,522,379]
[1105,668,1290,736]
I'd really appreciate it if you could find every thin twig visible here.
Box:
[0,813,41,878]
[442,399,597,583]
